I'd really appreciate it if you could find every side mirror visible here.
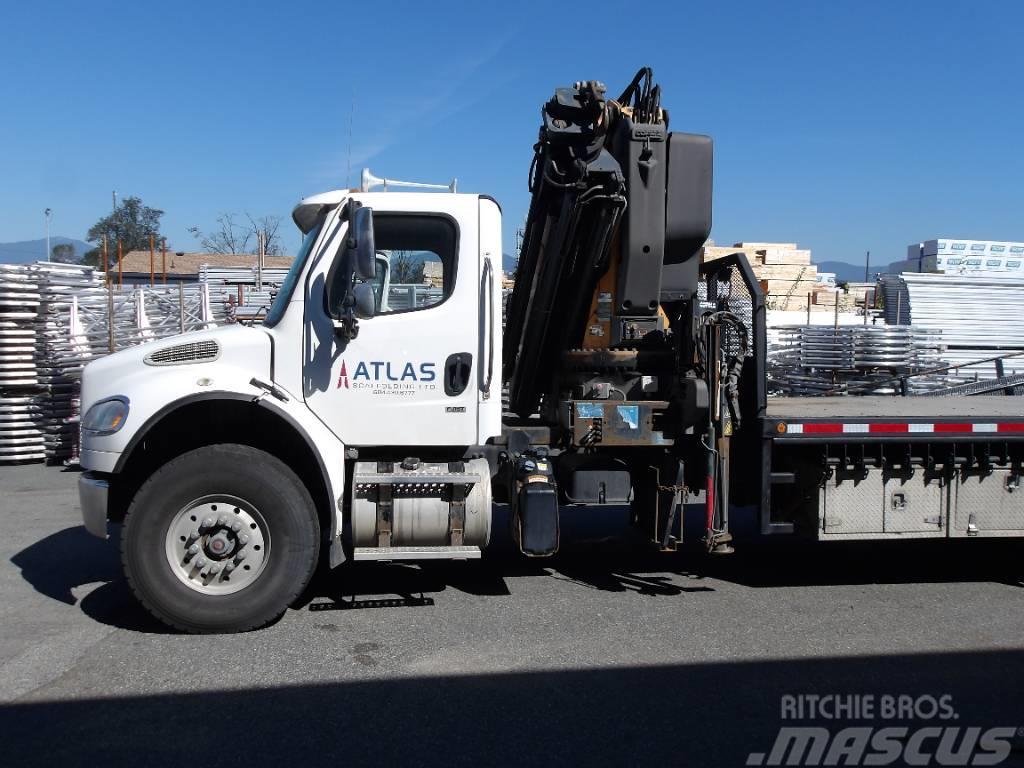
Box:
[329,203,377,342]
[353,282,376,319]
[347,205,376,281]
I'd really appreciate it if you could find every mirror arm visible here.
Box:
[333,310,360,341]
[332,288,360,341]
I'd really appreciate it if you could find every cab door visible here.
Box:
[301,193,481,447]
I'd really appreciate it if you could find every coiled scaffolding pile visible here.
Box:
[0,265,46,461]
[768,325,949,395]
[1,262,237,464]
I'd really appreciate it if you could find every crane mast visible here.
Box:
[501,68,742,554]
[503,68,714,428]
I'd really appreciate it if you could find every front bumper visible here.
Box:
[79,472,110,539]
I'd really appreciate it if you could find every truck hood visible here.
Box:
[80,324,274,455]
[82,324,270,385]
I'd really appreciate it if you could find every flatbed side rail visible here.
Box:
[766,417,1024,443]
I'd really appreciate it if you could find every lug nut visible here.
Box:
[196,557,208,569]
[234,550,247,562]
[209,565,220,575]
[239,534,250,545]
[187,544,200,555]
[231,521,242,532]
[201,516,215,530]
[217,515,228,526]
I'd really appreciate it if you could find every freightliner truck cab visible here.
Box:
[78,188,506,632]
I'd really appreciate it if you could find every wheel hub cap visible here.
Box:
[164,496,269,595]
[205,531,235,558]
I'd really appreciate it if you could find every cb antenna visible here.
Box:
[345,97,355,189]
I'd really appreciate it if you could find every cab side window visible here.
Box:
[358,214,458,315]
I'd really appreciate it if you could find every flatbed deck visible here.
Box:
[764,396,1024,440]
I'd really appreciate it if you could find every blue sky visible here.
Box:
[0,0,1021,264]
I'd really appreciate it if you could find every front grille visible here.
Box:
[144,340,220,366]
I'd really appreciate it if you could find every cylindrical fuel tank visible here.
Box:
[351,458,492,548]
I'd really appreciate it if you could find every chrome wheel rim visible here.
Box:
[164,495,270,595]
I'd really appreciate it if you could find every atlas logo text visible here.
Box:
[338,360,437,388]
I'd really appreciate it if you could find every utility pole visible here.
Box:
[256,232,264,292]
[44,208,52,262]
[111,191,118,273]
[864,250,870,283]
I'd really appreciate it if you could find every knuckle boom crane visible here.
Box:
[502,67,746,554]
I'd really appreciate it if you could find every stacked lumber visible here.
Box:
[700,241,833,311]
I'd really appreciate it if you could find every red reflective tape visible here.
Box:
[997,423,1024,433]
[868,423,909,433]
[934,423,973,433]
[803,423,844,434]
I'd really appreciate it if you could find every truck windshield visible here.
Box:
[263,218,325,327]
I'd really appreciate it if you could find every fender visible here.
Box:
[113,389,349,568]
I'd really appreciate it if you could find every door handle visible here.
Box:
[481,257,494,397]
[444,353,473,396]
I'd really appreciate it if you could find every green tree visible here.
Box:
[86,196,164,267]
[82,247,103,268]
[50,243,77,264]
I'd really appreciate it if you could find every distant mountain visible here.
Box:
[503,252,517,272]
[0,237,94,265]
[814,260,875,284]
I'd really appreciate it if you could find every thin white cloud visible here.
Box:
[314,29,520,184]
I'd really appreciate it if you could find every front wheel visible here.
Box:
[122,444,320,633]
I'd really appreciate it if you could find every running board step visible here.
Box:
[353,545,482,562]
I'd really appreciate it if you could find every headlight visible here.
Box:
[82,396,130,435]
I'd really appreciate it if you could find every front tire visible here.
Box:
[122,444,320,633]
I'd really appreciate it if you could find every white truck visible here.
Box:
[77,69,1024,633]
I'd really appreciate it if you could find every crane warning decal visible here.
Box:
[336,359,438,397]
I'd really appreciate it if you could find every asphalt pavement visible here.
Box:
[2,462,1024,767]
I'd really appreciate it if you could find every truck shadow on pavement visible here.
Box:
[304,549,715,614]
[2,649,1024,768]
[304,502,717,610]
[11,523,716,632]
[9,525,175,633]
[693,537,1024,590]
[10,518,1023,634]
